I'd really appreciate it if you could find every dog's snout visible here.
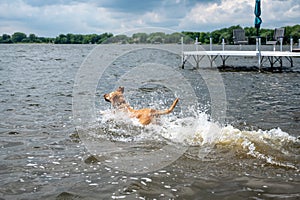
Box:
[104,94,110,102]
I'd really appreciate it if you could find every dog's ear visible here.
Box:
[117,86,124,93]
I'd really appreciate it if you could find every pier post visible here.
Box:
[181,37,184,69]
[280,37,283,52]
[256,38,258,51]
[222,38,225,51]
[290,37,293,52]
[209,37,213,67]
[257,37,261,71]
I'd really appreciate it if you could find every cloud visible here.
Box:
[179,0,300,32]
[179,0,255,31]
[99,0,163,14]
[0,0,120,36]
[260,0,300,27]
[0,0,299,37]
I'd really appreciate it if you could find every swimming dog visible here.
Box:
[104,86,179,125]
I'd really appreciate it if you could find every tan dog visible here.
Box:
[104,86,179,125]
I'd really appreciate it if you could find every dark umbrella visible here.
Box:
[254,0,262,36]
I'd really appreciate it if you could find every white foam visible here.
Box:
[99,108,296,145]
[98,107,298,170]
[99,108,213,145]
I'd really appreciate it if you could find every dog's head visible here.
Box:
[103,86,126,107]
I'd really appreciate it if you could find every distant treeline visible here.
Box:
[0,32,113,44]
[1,24,299,45]
[105,25,300,45]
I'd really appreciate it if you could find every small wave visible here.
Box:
[218,126,299,170]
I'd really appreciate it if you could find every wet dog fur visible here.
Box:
[104,86,179,125]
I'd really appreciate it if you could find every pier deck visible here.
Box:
[182,50,300,69]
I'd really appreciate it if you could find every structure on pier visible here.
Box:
[181,38,300,70]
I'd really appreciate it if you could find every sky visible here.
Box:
[0,0,299,37]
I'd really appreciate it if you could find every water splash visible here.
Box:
[97,107,299,171]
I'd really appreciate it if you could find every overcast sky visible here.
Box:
[0,0,299,37]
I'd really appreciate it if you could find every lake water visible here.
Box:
[0,44,299,199]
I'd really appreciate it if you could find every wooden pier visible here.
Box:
[181,38,300,70]
[181,50,300,69]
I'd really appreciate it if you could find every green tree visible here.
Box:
[0,34,12,43]
[148,32,166,43]
[165,32,182,43]
[98,33,113,44]
[285,24,300,43]
[28,33,37,43]
[12,32,27,43]
[84,34,99,44]
[54,34,67,44]
[104,34,129,44]
[132,33,148,43]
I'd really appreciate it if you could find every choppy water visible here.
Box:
[0,44,299,199]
